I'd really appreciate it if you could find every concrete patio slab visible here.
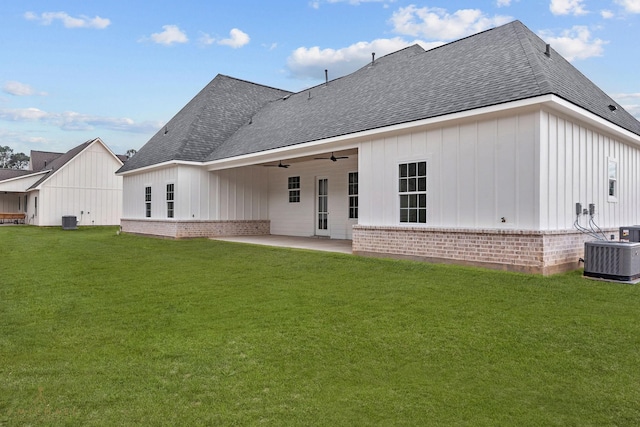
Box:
[211,235,353,254]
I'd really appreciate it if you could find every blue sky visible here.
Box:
[1,0,639,157]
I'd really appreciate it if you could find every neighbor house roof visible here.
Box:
[0,169,33,181]
[120,20,640,173]
[30,150,63,171]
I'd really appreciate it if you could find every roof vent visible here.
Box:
[609,104,617,111]
[164,126,169,134]
[371,52,375,65]
[325,69,328,85]
[545,44,551,57]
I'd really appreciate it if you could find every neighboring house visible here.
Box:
[0,138,123,226]
[117,21,640,275]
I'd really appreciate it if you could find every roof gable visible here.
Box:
[28,138,122,190]
[118,75,292,173]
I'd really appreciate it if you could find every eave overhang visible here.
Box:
[120,94,640,175]
[116,160,204,176]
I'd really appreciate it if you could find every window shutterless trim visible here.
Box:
[145,186,152,218]
[348,171,358,219]
[288,176,300,203]
[398,161,427,223]
[166,183,174,218]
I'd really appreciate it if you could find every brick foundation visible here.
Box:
[353,225,616,275]
[121,219,270,239]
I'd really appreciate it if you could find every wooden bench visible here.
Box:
[0,212,26,224]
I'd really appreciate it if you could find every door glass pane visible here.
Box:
[418,177,426,192]
[418,161,426,176]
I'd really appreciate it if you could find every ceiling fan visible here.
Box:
[263,161,290,168]
[314,152,349,162]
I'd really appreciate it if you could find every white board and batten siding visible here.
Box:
[122,165,211,220]
[212,166,269,221]
[35,142,123,226]
[267,156,358,239]
[359,107,640,232]
[539,109,640,230]
[359,109,538,230]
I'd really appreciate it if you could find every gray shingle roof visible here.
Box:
[30,150,63,171]
[118,76,292,173]
[120,20,640,172]
[0,169,33,181]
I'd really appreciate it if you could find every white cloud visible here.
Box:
[198,28,250,48]
[389,6,512,40]
[0,107,162,133]
[0,107,49,121]
[601,9,615,18]
[218,28,250,48]
[143,25,189,46]
[286,37,443,80]
[0,129,50,153]
[24,11,110,29]
[615,0,640,13]
[199,32,215,46]
[538,26,608,61]
[496,0,512,6]
[549,0,588,16]
[3,81,47,97]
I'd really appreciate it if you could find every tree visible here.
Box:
[10,152,30,170]
[0,146,11,168]
[0,145,30,170]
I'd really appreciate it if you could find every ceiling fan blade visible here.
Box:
[264,161,290,168]
[316,152,349,161]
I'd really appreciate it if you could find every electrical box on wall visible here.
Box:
[619,226,640,243]
[584,241,640,282]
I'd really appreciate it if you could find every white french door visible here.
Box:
[316,178,329,236]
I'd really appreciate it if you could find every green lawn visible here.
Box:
[1,226,639,426]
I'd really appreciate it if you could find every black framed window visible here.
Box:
[399,161,426,223]
[166,183,174,218]
[145,186,152,218]
[288,176,300,203]
[348,172,358,219]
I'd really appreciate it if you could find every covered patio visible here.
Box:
[212,235,352,254]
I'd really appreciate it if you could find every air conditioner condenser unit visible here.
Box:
[584,241,640,282]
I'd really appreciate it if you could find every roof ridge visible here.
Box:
[512,21,553,94]
[217,74,293,94]
[174,75,291,160]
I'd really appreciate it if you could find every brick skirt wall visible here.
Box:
[121,219,270,239]
[353,225,616,275]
